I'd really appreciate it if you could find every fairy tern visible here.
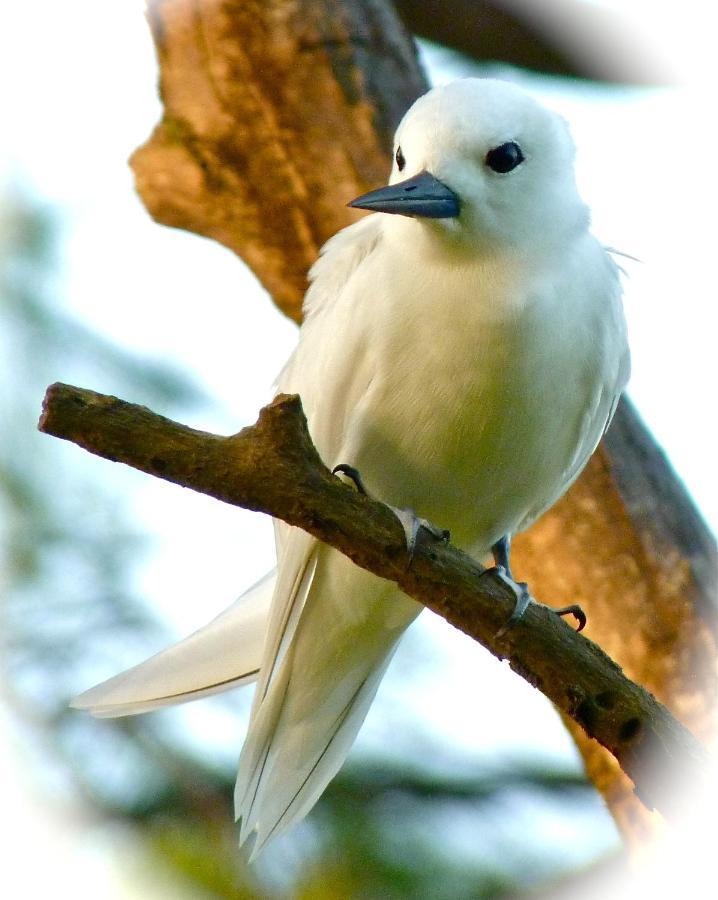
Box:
[72,78,630,857]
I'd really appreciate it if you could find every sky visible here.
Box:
[1,1,716,896]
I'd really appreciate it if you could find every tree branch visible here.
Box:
[393,0,671,85]
[38,382,709,820]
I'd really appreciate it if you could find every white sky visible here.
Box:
[1,1,716,896]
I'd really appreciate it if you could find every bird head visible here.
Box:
[349,78,589,258]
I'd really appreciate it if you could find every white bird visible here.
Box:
[72,78,630,857]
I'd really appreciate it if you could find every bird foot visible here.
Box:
[333,464,450,560]
[389,506,451,560]
[490,569,588,638]
[491,566,532,638]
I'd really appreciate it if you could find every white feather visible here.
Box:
[235,545,419,856]
[71,571,274,717]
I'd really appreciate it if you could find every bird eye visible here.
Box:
[395,146,406,172]
[485,141,525,174]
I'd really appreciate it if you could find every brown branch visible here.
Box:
[393,0,672,85]
[38,382,710,820]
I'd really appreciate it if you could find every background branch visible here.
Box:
[38,382,709,821]
[393,0,671,84]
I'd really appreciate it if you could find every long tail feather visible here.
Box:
[71,571,275,717]
[235,546,419,854]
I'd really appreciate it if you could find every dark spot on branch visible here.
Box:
[151,457,168,473]
[575,697,597,732]
[619,717,642,742]
[595,690,617,710]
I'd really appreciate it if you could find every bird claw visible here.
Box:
[553,603,587,632]
[332,463,368,495]
[333,464,449,560]
[491,574,588,638]
[390,506,450,561]
[491,566,532,638]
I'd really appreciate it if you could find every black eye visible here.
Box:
[395,146,406,172]
[485,141,525,174]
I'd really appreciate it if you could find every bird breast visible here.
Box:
[293,235,621,554]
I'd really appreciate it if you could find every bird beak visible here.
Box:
[348,171,460,219]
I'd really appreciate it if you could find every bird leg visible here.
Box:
[332,464,450,558]
[490,535,532,636]
[490,534,586,635]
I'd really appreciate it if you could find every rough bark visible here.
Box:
[38,383,710,821]
[129,0,716,846]
[134,0,425,321]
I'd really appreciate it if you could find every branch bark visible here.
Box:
[38,382,709,820]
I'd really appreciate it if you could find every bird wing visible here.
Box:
[275,213,383,463]
[70,571,275,717]
[233,528,320,841]
[516,249,630,533]
[559,253,631,487]
[301,213,382,321]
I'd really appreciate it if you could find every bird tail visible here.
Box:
[234,544,419,858]
[70,571,274,717]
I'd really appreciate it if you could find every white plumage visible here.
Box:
[72,78,630,857]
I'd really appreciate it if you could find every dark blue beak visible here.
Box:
[348,170,460,219]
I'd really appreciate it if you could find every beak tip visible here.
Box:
[347,197,372,213]
[345,172,460,220]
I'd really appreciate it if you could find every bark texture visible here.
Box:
[134,0,425,321]
[38,383,710,821]
[129,0,715,846]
